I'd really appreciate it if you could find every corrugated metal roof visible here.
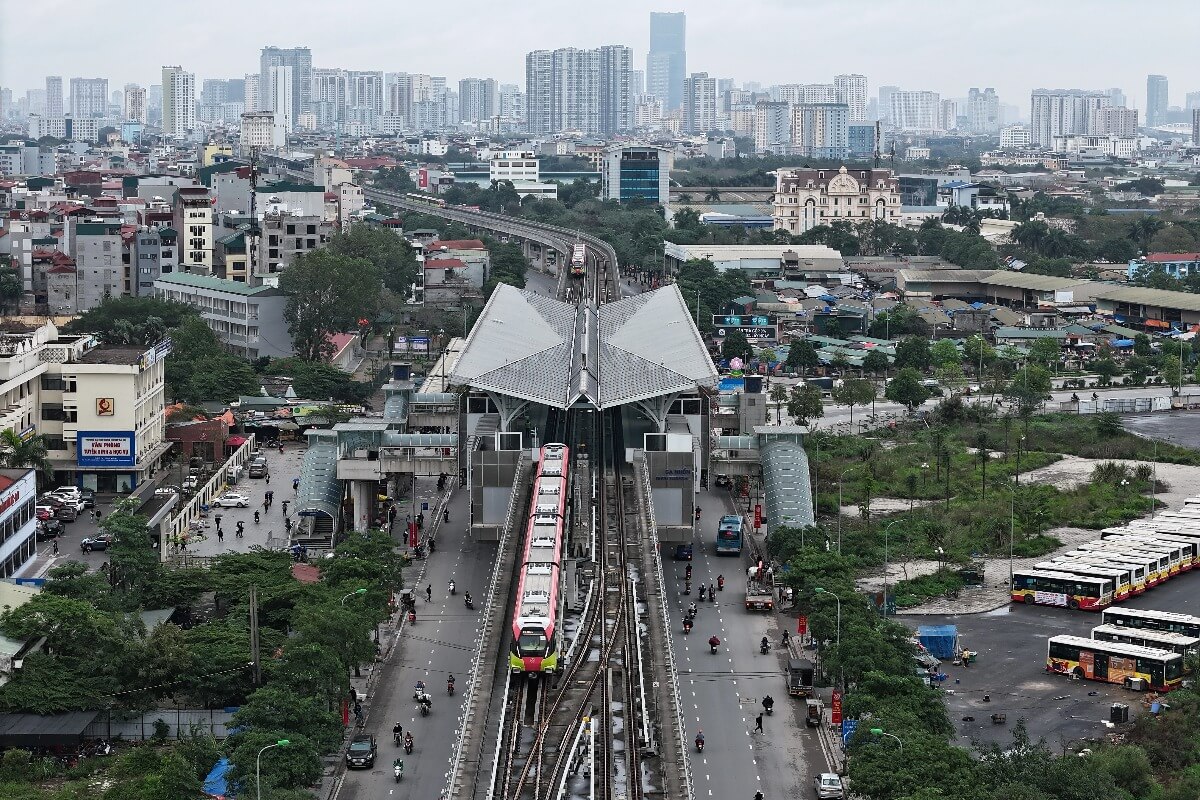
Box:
[979,272,1092,291]
[1092,285,1200,313]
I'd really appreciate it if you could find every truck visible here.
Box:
[787,658,815,698]
[745,584,774,611]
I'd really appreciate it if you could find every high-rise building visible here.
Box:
[1146,74,1168,128]
[45,76,63,117]
[123,85,147,123]
[1091,106,1139,137]
[940,99,962,132]
[269,65,293,137]
[834,74,868,121]
[647,11,686,110]
[848,122,877,159]
[889,90,941,132]
[244,74,260,113]
[1029,89,1110,146]
[629,69,645,98]
[966,87,1000,134]
[260,46,311,122]
[754,101,790,154]
[1000,125,1032,150]
[776,84,838,105]
[459,78,498,123]
[877,85,899,124]
[683,72,718,133]
[524,46,631,135]
[1186,92,1200,112]
[1108,88,1127,108]
[791,103,849,159]
[69,77,108,118]
[1193,108,1200,146]
[161,66,195,137]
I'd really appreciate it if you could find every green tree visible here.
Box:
[963,334,995,374]
[1133,333,1153,358]
[786,340,820,376]
[831,378,875,428]
[1005,364,1052,435]
[0,429,53,483]
[868,306,929,339]
[1093,357,1122,386]
[280,250,382,362]
[1128,216,1166,254]
[64,296,194,345]
[231,686,342,751]
[1161,354,1183,394]
[769,384,789,423]
[884,367,932,410]
[862,349,890,378]
[930,339,960,368]
[721,329,751,362]
[935,363,968,395]
[1028,337,1062,367]
[787,384,825,429]
[894,336,933,372]
[0,265,21,312]
[327,224,419,297]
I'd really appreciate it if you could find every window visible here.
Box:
[307,239,316,249]
[40,375,65,391]
[306,225,316,234]
[41,403,65,421]
[286,224,296,235]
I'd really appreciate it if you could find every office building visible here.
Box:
[683,72,718,133]
[70,78,108,118]
[1108,88,1127,108]
[601,144,671,205]
[488,151,557,199]
[155,274,291,359]
[848,122,877,159]
[1187,92,1200,112]
[524,46,632,135]
[241,111,281,150]
[161,66,195,137]
[791,103,849,159]
[647,11,686,110]
[45,76,63,117]
[459,78,498,123]
[772,165,900,234]
[629,69,645,98]
[754,101,790,154]
[1091,106,1139,137]
[123,85,146,123]
[966,87,1000,134]
[1029,89,1110,146]
[1146,74,1168,128]
[260,46,311,122]
[834,74,868,121]
[889,90,941,132]
[999,124,1032,150]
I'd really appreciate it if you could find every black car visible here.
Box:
[345,734,376,768]
[81,534,114,553]
[80,489,95,509]
[36,520,64,541]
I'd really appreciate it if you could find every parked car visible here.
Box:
[212,493,250,508]
[182,476,199,491]
[345,734,376,768]
[36,505,56,521]
[154,486,180,497]
[81,534,114,552]
[38,494,66,509]
[814,772,844,799]
[80,489,95,509]
[714,474,732,489]
[55,504,78,522]
[247,460,269,478]
[36,519,64,540]
[51,487,81,502]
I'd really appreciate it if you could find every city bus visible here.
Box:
[1102,536,1188,575]
[1101,607,1200,639]
[1046,635,1183,692]
[715,514,744,556]
[1114,525,1200,568]
[1010,569,1114,611]
[1076,543,1171,586]
[1111,534,1195,571]
[1037,560,1133,602]
[1091,624,1200,661]
[1056,554,1147,597]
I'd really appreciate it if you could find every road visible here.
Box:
[337,482,499,800]
[666,485,819,800]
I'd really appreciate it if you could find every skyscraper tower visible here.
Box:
[45,76,63,117]
[161,66,195,136]
[260,46,311,124]
[647,11,685,110]
[1146,74,1168,128]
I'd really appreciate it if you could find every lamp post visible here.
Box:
[814,587,841,649]
[341,588,367,605]
[256,739,290,800]
[1010,436,1024,585]
[882,519,902,615]
[837,466,860,556]
[868,728,902,754]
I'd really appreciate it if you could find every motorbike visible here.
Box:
[418,698,431,717]
[449,580,456,595]
[695,736,705,753]
[447,679,455,695]
[393,762,404,783]
[465,594,474,610]
[253,511,260,524]
[763,696,775,716]
[403,734,414,755]
[709,636,720,654]
[708,584,716,601]
[408,610,416,625]
[760,639,770,655]
[683,619,692,634]
[717,575,724,591]
[393,730,402,746]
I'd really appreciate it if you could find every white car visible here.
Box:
[51,487,81,502]
[212,493,250,508]
[182,476,199,491]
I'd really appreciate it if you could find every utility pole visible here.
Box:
[249,585,261,685]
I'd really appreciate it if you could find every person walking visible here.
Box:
[281,500,289,516]
[754,713,763,733]
[426,585,432,602]
[293,477,299,492]
[217,527,224,544]
[52,539,59,556]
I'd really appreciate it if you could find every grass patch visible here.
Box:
[892,569,965,609]
[973,412,1200,464]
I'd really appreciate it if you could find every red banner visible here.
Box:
[798,615,808,635]
[754,504,762,528]
[341,699,349,726]
[409,521,418,548]
[830,689,843,725]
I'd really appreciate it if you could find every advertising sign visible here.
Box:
[716,325,779,341]
[713,314,771,327]
[77,431,136,468]
[754,504,762,528]
[830,689,843,725]
[394,336,409,352]
[841,719,858,747]
[797,615,808,635]
[418,168,429,189]
[411,336,430,353]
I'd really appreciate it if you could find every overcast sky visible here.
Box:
[2,0,1197,111]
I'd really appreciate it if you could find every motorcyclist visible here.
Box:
[708,635,720,652]
[393,722,403,744]
[708,583,716,599]
[717,575,724,591]
[449,579,456,595]
[414,680,426,698]
[763,694,775,715]
[403,731,414,752]
[685,564,692,580]
[448,673,456,692]
[253,510,260,524]
[781,629,790,648]
[683,617,693,633]
[465,591,473,608]
[698,585,707,601]
[760,636,769,653]
[1071,392,1080,402]
[688,603,698,619]
[695,730,705,750]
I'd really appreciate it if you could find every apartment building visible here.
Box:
[791,103,849,159]
[174,186,213,274]
[754,101,790,154]
[154,273,292,359]
[683,72,719,133]
[1029,89,1110,147]
[524,45,632,135]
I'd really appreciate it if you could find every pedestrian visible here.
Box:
[214,513,222,529]
[282,500,289,515]
[293,477,299,492]
[265,472,270,484]
[95,510,102,523]
[217,527,224,544]
[754,713,763,733]
[426,584,432,602]
[89,509,96,522]
[52,539,59,556]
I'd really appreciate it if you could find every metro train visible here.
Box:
[570,243,586,277]
[509,443,570,674]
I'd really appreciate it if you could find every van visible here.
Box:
[248,461,268,478]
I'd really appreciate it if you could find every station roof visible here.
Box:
[450,283,717,410]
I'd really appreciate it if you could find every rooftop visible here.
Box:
[76,346,146,365]
[428,239,486,251]
[155,272,284,297]
[1091,285,1200,314]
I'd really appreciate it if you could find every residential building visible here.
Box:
[459,78,498,123]
[754,101,790,154]
[771,165,901,234]
[524,52,553,134]
[155,273,292,358]
[27,114,100,142]
[269,65,293,138]
[487,151,557,199]
[45,76,63,117]
[0,143,54,177]
[1194,108,1200,146]
[244,73,260,112]
[1127,253,1200,281]
[889,90,941,133]
[240,111,280,150]
[174,186,214,274]
[1029,89,1110,146]
[260,46,311,123]
[254,209,331,279]
[1091,106,1139,137]
[64,219,123,312]
[601,144,671,205]
[1146,74,1168,128]
[524,45,632,135]
[777,83,838,105]
[629,69,644,97]
[634,96,665,129]
[123,85,146,122]
[966,87,1000,134]
[647,11,686,110]
[132,226,178,296]
[69,77,108,118]
[1000,124,1032,150]
[848,122,877,159]
[683,72,718,133]
[161,66,195,137]
[791,103,849,159]
[1108,88,1127,108]
[834,74,868,121]
[877,85,899,123]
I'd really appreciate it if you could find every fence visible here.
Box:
[1054,395,1186,415]
[83,709,236,741]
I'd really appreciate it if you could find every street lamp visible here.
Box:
[814,587,841,649]
[256,739,290,800]
[340,588,368,605]
[882,519,902,615]
[837,466,860,556]
[868,728,902,754]
[1010,436,1025,586]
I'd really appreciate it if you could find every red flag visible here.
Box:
[798,615,808,635]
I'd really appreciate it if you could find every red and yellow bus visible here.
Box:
[1036,560,1133,602]
[1102,536,1188,576]
[1047,635,1183,692]
[1091,624,1200,661]
[1010,569,1114,611]
[1101,607,1200,639]
[1060,550,1148,594]
[1076,543,1170,586]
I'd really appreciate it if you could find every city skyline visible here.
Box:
[2,0,1198,110]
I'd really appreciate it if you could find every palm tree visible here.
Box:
[0,429,54,485]
[1127,216,1166,254]
[704,188,722,202]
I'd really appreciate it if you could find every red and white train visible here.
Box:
[570,243,587,277]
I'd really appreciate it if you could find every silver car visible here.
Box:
[814,773,844,799]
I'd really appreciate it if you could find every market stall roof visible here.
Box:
[0,712,97,747]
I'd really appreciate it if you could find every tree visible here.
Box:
[1028,337,1062,367]
[231,686,342,751]
[831,378,875,428]
[64,296,193,345]
[1133,333,1153,358]
[1149,225,1198,254]
[868,306,929,339]
[721,329,751,362]
[1161,354,1183,394]
[1095,237,1139,264]
[935,363,968,395]
[930,339,961,368]
[787,384,825,429]
[280,250,381,362]
[786,340,820,376]
[0,429,53,483]
[862,349,890,379]
[770,384,789,423]
[884,367,932,410]
[1127,216,1166,254]
[963,334,995,374]
[1093,357,1122,386]
[894,336,933,372]
[1005,364,1052,435]
[327,224,419,297]
[263,358,372,404]
[0,265,20,313]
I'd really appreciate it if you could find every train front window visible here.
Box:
[518,629,548,655]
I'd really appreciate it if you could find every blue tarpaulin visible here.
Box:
[718,377,745,392]
[203,757,233,798]
[1112,339,1135,348]
[917,625,959,659]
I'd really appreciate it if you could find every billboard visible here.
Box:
[77,431,136,468]
[716,325,778,341]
